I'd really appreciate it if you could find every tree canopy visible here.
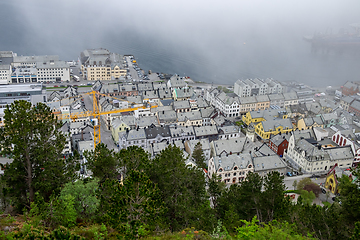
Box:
[0,100,77,210]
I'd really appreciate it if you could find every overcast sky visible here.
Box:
[1,0,360,86]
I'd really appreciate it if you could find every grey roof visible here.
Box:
[290,103,307,114]
[342,96,355,104]
[303,117,314,126]
[270,133,290,146]
[142,90,159,99]
[173,100,190,110]
[126,128,146,141]
[177,111,202,122]
[305,102,322,114]
[153,105,173,113]
[14,55,59,63]
[158,88,172,99]
[158,110,177,122]
[200,107,216,118]
[127,96,143,104]
[216,92,239,105]
[195,97,210,108]
[350,100,360,111]
[0,64,10,70]
[169,74,187,88]
[172,140,185,150]
[36,61,69,69]
[322,112,338,122]
[327,146,354,161]
[145,125,171,139]
[136,116,159,128]
[249,108,287,120]
[253,155,287,172]
[218,125,240,135]
[268,94,285,101]
[255,95,270,102]
[283,92,298,101]
[174,87,194,99]
[313,116,324,125]
[253,143,276,157]
[261,118,292,132]
[169,126,195,138]
[293,129,314,141]
[137,83,154,91]
[187,138,211,151]
[212,137,248,156]
[194,125,218,137]
[153,82,168,90]
[152,141,169,154]
[239,96,257,104]
[80,48,110,66]
[213,153,253,172]
[118,84,138,92]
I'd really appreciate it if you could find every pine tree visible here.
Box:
[192,142,207,170]
[0,100,76,211]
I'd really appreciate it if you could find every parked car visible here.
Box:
[286,172,293,177]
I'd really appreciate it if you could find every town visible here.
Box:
[1,48,360,197]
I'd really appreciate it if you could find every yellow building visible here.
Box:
[255,118,294,139]
[297,117,324,130]
[242,108,288,126]
[80,49,127,81]
[325,164,352,194]
[111,118,131,142]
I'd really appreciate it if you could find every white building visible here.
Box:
[214,92,240,117]
[285,131,354,173]
[234,78,284,97]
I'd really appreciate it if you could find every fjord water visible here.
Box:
[1,0,360,87]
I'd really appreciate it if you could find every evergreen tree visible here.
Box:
[101,170,165,238]
[147,144,211,231]
[118,145,151,175]
[0,100,76,211]
[84,143,119,183]
[192,142,207,169]
[263,171,290,222]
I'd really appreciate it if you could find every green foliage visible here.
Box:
[84,143,119,183]
[8,225,84,239]
[60,179,100,219]
[299,190,316,205]
[118,145,151,174]
[147,145,213,232]
[0,100,77,211]
[29,192,77,228]
[262,171,290,222]
[101,170,165,238]
[235,216,312,240]
[296,178,312,191]
[211,220,232,239]
[339,172,360,227]
[292,180,298,190]
[192,142,207,170]
[208,174,226,210]
[55,194,78,228]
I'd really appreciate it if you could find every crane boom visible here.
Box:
[54,90,157,148]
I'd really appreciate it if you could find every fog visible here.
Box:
[1,0,360,87]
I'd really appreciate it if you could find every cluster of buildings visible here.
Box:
[3,48,360,187]
[0,51,71,84]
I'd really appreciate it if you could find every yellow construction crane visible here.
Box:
[54,90,157,148]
